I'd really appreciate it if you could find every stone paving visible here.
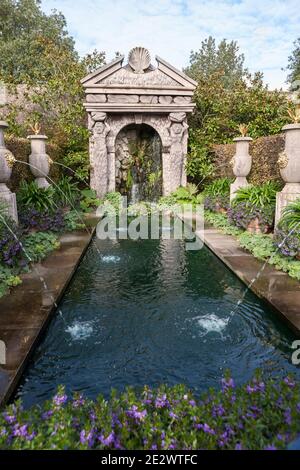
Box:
[0,229,93,406]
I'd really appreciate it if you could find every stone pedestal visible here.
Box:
[230,137,252,202]
[27,135,50,188]
[0,121,18,223]
[275,124,300,226]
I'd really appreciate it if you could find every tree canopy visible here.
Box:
[185,37,289,185]
[287,38,300,86]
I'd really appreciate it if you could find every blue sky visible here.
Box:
[41,0,300,90]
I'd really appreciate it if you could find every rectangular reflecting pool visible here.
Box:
[17,232,300,407]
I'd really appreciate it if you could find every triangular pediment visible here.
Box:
[81,53,197,90]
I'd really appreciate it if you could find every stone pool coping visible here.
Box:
[181,214,300,337]
[0,222,96,407]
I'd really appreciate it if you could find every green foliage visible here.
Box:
[205,210,300,280]
[185,37,289,186]
[0,266,21,297]
[0,0,76,83]
[287,37,300,84]
[238,232,275,260]
[61,151,90,184]
[172,183,198,202]
[186,144,214,184]
[232,182,280,209]
[204,210,242,236]
[185,36,246,87]
[17,181,55,212]
[0,0,106,158]
[53,176,80,207]
[279,198,300,232]
[63,210,85,231]
[203,177,232,197]
[22,232,60,262]
[79,189,101,213]
[0,374,300,449]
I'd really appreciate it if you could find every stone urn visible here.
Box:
[230,137,252,202]
[275,123,300,226]
[0,121,18,223]
[27,135,50,188]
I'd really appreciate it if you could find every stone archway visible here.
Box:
[115,123,162,202]
[81,47,197,198]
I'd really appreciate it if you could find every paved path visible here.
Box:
[0,229,93,406]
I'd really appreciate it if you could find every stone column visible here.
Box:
[275,123,300,226]
[0,121,18,223]
[27,135,50,188]
[167,112,188,194]
[230,137,253,202]
[89,112,110,197]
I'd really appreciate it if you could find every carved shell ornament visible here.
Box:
[128,47,151,74]
[277,151,289,170]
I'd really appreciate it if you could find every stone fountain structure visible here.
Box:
[81,47,197,198]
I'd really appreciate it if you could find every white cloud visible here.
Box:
[41,0,300,89]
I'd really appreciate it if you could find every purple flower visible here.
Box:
[72,396,85,408]
[284,377,295,388]
[196,423,215,435]
[42,410,53,420]
[284,408,292,425]
[127,405,147,422]
[235,443,243,450]
[80,429,95,447]
[155,394,169,408]
[53,393,68,407]
[221,377,235,392]
[99,432,115,447]
[13,424,28,438]
[265,445,277,450]
[212,404,225,417]
[189,400,196,407]
[169,411,178,419]
[3,414,16,424]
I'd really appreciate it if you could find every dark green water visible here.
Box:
[17,234,300,407]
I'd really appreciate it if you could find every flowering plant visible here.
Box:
[1,374,300,450]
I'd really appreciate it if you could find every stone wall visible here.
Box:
[212,134,284,185]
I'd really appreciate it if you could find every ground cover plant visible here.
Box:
[204,210,300,280]
[0,373,299,450]
[228,182,280,233]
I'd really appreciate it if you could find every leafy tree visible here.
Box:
[185,36,246,88]
[0,0,76,83]
[287,38,300,85]
[185,37,289,186]
[0,0,106,180]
